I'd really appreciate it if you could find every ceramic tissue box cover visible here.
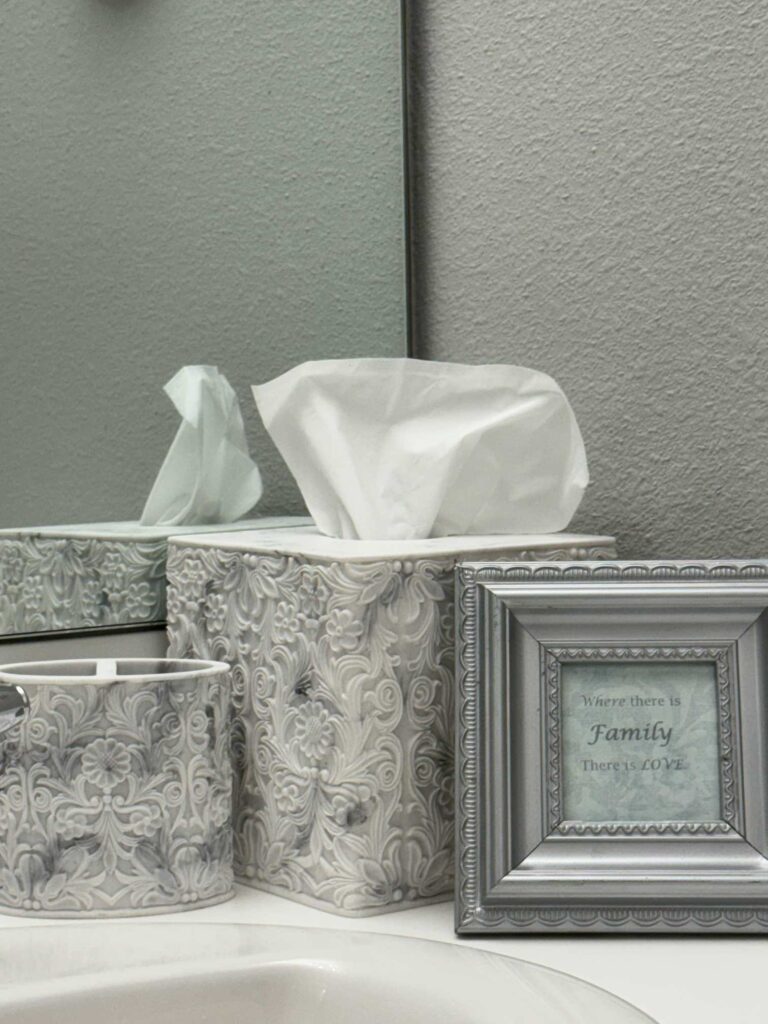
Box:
[0,518,311,636]
[0,658,232,917]
[166,528,617,916]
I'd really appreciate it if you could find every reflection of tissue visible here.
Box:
[253,358,588,541]
[141,365,263,527]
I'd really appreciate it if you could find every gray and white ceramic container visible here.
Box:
[0,658,233,917]
[166,528,617,916]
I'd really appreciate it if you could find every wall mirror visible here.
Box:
[0,0,413,645]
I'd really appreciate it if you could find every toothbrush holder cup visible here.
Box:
[0,657,233,917]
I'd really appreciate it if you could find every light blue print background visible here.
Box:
[561,661,721,823]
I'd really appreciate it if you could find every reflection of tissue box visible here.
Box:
[0,518,310,636]
[166,527,617,916]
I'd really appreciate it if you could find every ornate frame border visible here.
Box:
[455,560,768,933]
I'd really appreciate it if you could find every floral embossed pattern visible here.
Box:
[166,542,613,915]
[0,670,233,916]
[0,536,166,635]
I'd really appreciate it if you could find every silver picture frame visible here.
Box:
[455,560,768,934]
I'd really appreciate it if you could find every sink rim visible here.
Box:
[0,921,658,1023]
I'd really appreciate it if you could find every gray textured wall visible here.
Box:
[410,1,768,558]
[1,0,406,527]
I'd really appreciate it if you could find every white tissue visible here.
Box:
[252,358,588,541]
[141,365,263,527]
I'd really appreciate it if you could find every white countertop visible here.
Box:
[1,887,763,1024]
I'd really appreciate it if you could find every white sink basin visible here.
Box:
[0,924,654,1023]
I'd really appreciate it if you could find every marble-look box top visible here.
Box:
[167,527,617,562]
[0,517,312,636]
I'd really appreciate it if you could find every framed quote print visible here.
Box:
[455,560,768,934]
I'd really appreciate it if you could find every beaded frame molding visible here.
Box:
[455,560,768,934]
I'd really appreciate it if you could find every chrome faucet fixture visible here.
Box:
[0,684,28,735]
